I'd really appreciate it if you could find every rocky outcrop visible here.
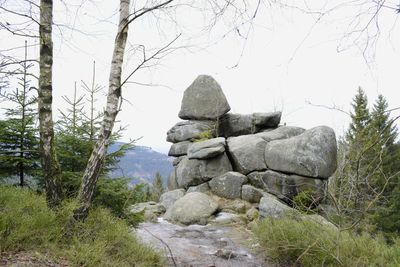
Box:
[176,154,232,189]
[162,75,337,226]
[179,75,230,120]
[187,182,211,193]
[168,141,191,157]
[209,172,248,199]
[241,185,264,203]
[264,126,337,178]
[167,170,179,190]
[167,120,215,143]
[160,189,186,210]
[219,112,281,137]
[187,137,225,159]
[227,135,267,174]
[247,170,327,203]
[259,193,294,219]
[164,192,219,225]
[255,126,305,141]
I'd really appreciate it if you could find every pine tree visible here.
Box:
[56,83,92,173]
[0,41,39,186]
[346,87,370,144]
[151,172,164,202]
[55,73,134,198]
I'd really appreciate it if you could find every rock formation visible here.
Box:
[133,74,338,225]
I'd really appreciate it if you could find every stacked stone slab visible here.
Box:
[165,75,337,224]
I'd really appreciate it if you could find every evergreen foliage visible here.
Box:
[330,88,400,236]
[151,172,164,202]
[0,43,39,186]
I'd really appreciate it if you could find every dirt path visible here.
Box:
[136,214,267,267]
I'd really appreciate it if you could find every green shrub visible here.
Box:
[254,216,400,267]
[93,177,133,217]
[0,185,163,266]
[292,189,317,214]
[60,172,149,224]
[0,185,61,251]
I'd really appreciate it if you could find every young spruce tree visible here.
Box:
[0,41,39,186]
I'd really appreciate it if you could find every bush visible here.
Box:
[60,172,149,224]
[292,189,318,214]
[0,185,163,266]
[254,216,400,267]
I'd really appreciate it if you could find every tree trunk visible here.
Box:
[39,0,63,208]
[73,0,130,220]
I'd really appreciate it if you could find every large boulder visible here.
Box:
[264,126,337,178]
[164,192,219,225]
[209,171,248,199]
[248,170,327,203]
[212,196,252,214]
[219,112,281,137]
[259,193,294,219]
[176,154,233,188]
[187,137,226,159]
[241,184,264,203]
[178,75,231,120]
[227,135,267,174]
[130,202,166,222]
[166,120,215,143]
[168,141,191,156]
[255,126,305,141]
[159,189,186,210]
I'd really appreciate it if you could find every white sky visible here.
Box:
[1,1,400,153]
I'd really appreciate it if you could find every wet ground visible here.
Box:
[136,214,267,267]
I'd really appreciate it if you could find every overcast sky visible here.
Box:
[1,1,399,153]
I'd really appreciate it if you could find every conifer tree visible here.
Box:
[330,89,400,234]
[0,41,39,186]
[368,95,400,234]
[342,87,372,213]
[151,172,164,202]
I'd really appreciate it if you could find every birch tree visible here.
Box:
[73,0,261,220]
[73,0,132,220]
[38,0,63,208]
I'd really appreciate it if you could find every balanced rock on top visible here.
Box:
[178,75,231,120]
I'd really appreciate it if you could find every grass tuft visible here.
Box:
[254,216,400,267]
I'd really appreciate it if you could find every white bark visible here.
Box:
[39,0,63,208]
[73,0,130,220]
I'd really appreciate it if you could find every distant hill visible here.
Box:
[108,142,173,184]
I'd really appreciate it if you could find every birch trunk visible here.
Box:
[39,0,63,208]
[73,0,130,220]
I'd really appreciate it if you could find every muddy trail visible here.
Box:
[136,214,267,267]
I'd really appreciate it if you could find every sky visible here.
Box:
[1,1,400,154]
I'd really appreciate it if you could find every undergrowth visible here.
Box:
[0,185,163,267]
[254,216,400,267]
